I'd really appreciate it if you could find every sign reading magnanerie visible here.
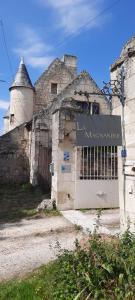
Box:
[76,114,122,146]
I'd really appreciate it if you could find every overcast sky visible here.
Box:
[0,0,134,134]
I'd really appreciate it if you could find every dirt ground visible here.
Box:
[0,216,82,282]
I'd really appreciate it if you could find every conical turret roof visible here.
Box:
[9,58,34,91]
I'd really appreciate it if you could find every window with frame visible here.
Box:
[51,83,57,95]
[76,101,100,114]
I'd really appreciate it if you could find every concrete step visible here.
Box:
[61,210,120,235]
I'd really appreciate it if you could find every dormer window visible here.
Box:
[51,83,57,95]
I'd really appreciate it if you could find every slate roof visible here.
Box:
[9,58,34,91]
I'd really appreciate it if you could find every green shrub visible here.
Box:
[0,229,135,300]
[51,229,135,300]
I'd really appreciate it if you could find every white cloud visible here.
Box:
[38,0,105,34]
[27,56,54,68]
[0,100,9,110]
[14,25,54,68]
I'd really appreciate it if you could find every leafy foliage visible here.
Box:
[51,228,135,300]
[0,229,135,300]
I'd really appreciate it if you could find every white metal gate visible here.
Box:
[75,146,119,209]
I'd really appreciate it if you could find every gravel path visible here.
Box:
[0,216,82,281]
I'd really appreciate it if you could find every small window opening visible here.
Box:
[10,114,14,123]
[92,102,100,114]
[51,83,57,95]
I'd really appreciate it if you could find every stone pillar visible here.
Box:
[111,40,135,231]
[30,118,39,186]
[51,109,76,210]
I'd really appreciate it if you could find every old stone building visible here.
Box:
[0,54,121,210]
[111,36,135,231]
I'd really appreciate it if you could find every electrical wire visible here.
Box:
[0,0,122,127]
[0,19,14,80]
[55,0,122,49]
[0,0,122,83]
[0,0,122,75]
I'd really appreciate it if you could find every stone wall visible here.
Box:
[30,110,52,189]
[51,108,76,210]
[111,39,135,231]
[50,71,110,210]
[52,72,110,115]
[0,124,30,184]
[34,58,76,113]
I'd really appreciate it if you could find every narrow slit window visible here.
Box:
[92,102,100,114]
[51,83,57,95]
[10,114,14,123]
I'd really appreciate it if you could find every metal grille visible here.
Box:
[79,146,118,180]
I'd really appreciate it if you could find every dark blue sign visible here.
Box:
[64,151,70,161]
[121,148,127,158]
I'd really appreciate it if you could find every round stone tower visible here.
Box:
[9,58,34,131]
[110,36,135,231]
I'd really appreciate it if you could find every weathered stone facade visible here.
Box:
[0,123,30,184]
[30,108,52,188]
[111,36,135,231]
[50,72,110,209]
[1,55,77,186]
[1,53,118,211]
[34,55,77,113]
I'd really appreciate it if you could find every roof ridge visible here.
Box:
[34,57,75,86]
[55,71,103,101]
[34,58,60,85]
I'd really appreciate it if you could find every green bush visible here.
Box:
[0,229,135,300]
[51,229,135,300]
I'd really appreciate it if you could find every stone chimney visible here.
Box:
[61,54,77,77]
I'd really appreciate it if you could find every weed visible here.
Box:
[74,224,83,231]
[0,227,135,299]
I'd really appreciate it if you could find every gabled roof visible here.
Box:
[48,71,108,114]
[55,71,107,104]
[9,58,34,91]
[33,70,108,119]
[34,58,75,86]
